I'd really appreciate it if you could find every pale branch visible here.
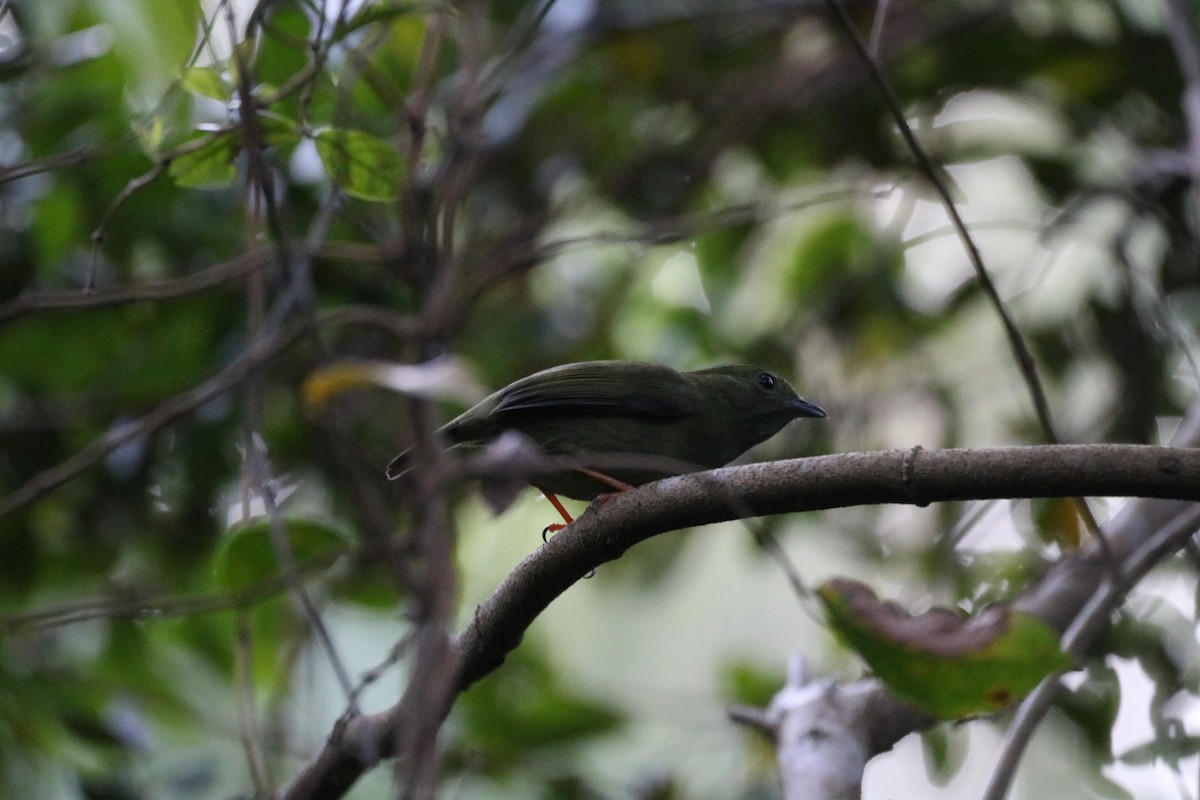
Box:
[730,655,916,800]
[279,443,1200,800]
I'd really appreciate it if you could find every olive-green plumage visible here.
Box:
[386,360,826,501]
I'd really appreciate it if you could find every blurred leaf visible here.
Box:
[1118,730,1200,766]
[338,2,426,39]
[1056,660,1120,757]
[259,111,300,147]
[1084,773,1136,800]
[719,661,785,709]
[180,66,231,101]
[303,356,486,409]
[213,518,348,591]
[168,132,238,188]
[32,185,85,267]
[328,558,404,609]
[920,726,967,787]
[1031,497,1085,550]
[457,645,623,773]
[0,303,219,402]
[787,212,878,297]
[819,578,1073,718]
[543,774,608,800]
[135,113,166,155]
[127,0,200,88]
[313,128,404,201]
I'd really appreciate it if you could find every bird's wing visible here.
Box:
[490,362,697,418]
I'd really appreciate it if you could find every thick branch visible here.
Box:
[458,444,1198,686]
[280,443,1200,800]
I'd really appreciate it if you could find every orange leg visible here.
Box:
[541,477,628,580]
[541,490,574,541]
[576,467,634,493]
[540,469,633,540]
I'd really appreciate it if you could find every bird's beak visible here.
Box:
[791,397,828,419]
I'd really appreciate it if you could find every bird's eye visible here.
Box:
[756,372,776,390]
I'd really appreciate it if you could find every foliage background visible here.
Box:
[0,0,1198,798]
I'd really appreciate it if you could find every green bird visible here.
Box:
[386,360,826,524]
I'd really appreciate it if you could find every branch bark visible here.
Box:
[279,443,1200,799]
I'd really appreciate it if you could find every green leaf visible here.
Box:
[313,128,403,201]
[31,185,85,267]
[819,578,1073,718]
[168,132,238,188]
[213,518,348,591]
[180,66,232,101]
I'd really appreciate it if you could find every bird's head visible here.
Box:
[688,364,826,444]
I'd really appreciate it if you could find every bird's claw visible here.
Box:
[540,523,595,579]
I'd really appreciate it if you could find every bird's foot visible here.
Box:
[542,522,568,543]
[538,492,595,578]
[540,490,575,543]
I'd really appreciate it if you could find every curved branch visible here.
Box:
[279,443,1200,800]
[0,249,271,325]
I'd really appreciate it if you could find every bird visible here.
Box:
[385,360,827,527]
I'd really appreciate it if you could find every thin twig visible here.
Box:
[227,0,352,730]
[1164,0,1200,238]
[0,239,386,327]
[245,434,358,705]
[982,503,1200,800]
[89,160,168,270]
[0,143,121,187]
[236,609,274,796]
[819,0,1056,441]
[465,185,887,302]
[0,249,272,325]
[0,543,348,633]
[230,12,299,293]
[0,323,305,519]
[820,0,1112,564]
